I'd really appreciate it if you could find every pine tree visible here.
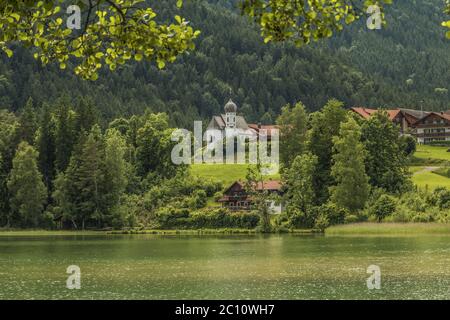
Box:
[276,102,308,171]
[308,99,348,204]
[7,142,47,227]
[74,97,99,134]
[64,126,104,229]
[330,117,369,212]
[16,97,37,146]
[37,103,56,189]
[54,102,75,172]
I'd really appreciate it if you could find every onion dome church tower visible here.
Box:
[224,99,237,128]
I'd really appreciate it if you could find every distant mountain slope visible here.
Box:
[0,0,448,127]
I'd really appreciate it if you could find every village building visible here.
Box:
[350,107,427,134]
[411,112,450,144]
[207,99,278,139]
[217,180,283,214]
[348,107,450,145]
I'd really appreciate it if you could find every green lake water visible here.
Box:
[1,234,450,299]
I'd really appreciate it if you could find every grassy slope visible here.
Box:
[414,145,450,161]
[411,145,450,190]
[190,164,280,186]
[189,146,450,190]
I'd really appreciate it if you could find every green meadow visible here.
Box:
[190,164,280,186]
[414,144,450,162]
[411,145,450,190]
[190,145,450,191]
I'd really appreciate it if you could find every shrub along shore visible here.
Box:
[4,223,450,236]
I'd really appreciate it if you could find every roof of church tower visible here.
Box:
[224,99,237,113]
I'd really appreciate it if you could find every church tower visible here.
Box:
[224,99,237,128]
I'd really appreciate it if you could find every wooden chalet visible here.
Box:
[218,180,283,213]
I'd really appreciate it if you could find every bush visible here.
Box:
[344,215,359,224]
[400,135,417,156]
[430,187,450,209]
[314,214,329,232]
[369,194,397,222]
[156,207,259,229]
[320,203,349,225]
[286,207,318,229]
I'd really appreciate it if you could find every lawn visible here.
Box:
[414,144,450,161]
[412,170,450,190]
[190,164,280,186]
[411,145,450,190]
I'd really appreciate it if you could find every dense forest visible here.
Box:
[0,0,448,129]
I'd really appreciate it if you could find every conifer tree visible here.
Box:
[276,102,308,171]
[54,101,75,172]
[16,97,37,146]
[308,99,348,204]
[330,117,369,212]
[37,103,56,189]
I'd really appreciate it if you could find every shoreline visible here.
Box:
[2,223,450,236]
[0,228,315,236]
[326,222,450,235]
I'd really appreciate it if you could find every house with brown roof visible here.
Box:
[412,112,450,144]
[218,180,283,214]
[350,107,420,134]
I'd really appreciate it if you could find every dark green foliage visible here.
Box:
[361,112,411,193]
[7,142,47,227]
[15,97,37,146]
[54,101,76,172]
[308,99,348,203]
[319,203,349,226]
[156,208,260,229]
[37,103,56,189]
[400,135,417,157]
[0,1,447,126]
[369,194,397,222]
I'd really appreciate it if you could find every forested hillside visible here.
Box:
[0,0,448,128]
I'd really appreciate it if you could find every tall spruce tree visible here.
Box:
[7,142,47,227]
[276,102,308,171]
[54,102,75,172]
[330,117,369,212]
[37,103,56,190]
[66,126,105,229]
[308,99,348,204]
[16,97,37,146]
[74,97,99,134]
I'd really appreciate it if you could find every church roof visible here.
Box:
[207,114,250,130]
[224,99,237,113]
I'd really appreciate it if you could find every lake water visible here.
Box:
[1,234,450,299]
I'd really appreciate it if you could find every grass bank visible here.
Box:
[0,228,315,236]
[326,223,450,235]
[109,228,315,235]
[0,230,107,236]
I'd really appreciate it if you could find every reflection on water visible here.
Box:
[1,234,450,299]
